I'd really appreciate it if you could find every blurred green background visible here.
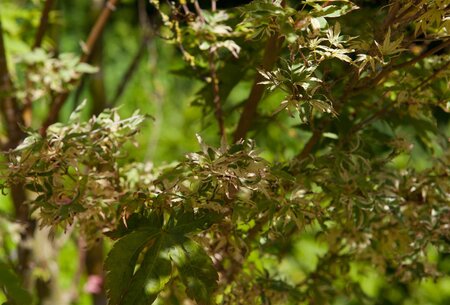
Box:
[0,0,449,304]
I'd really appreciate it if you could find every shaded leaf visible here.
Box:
[0,261,32,305]
[105,228,161,305]
[173,240,218,305]
[120,237,172,305]
[167,209,221,235]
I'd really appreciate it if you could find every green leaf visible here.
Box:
[311,3,358,18]
[105,210,219,305]
[75,62,99,74]
[120,237,172,305]
[105,228,161,305]
[105,212,164,240]
[167,209,221,235]
[173,240,218,305]
[0,261,32,305]
[68,99,87,122]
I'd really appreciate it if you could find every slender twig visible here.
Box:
[296,5,430,161]
[232,0,289,142]
[181,4,191,14]
[0,16,39,292]
[393,39,450,70]
[314,7,444,159]
[350,105,389,134]
[412,60,450,91]
[145,44,164,160]
[33,0,55,49]
[41,0,119,135]
[81,0,119,63]
[350,39,450,97]
[89,41,107,116]
[350,61,450,133]
[0,19,24,148]
[193,0,205,22]
[298,48,309,67]
[233,34,283,141]
[27,0,55,126]
[1,20,36,286]
[395,0,421,21]
[209,52,226,141]
[109,38,148,106]
[138,0,151,27]
[109,0,152,106]
[296,129,322,161]
[380,1,401,33]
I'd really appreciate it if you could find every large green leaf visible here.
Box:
[105,212,164,240]
[105,228,161,305]
[167,209,221,235]
[105,210,219,305]
[173,240,218,305]
[119,237,172,305]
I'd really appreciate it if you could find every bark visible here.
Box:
[233,34,283,142]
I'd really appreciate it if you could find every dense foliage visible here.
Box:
[0,0,449,304]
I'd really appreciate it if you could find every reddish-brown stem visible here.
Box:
[25,0,56,127]
[193,0,205,22]
[307,7,446,162]
[393,39,450,70]
[350,105,389,134]
[81,0,119,63]
[33,0,55,49]
[89,32,107,116]
[109,0,152,107]
[0,20,24,149]
[41,0,119,135]
[413,60,450,91]
[0,18,36,292]
[294,5,418,161]
[209,52,226,142]
[296,129,322,161]
[351,39,450,97]
[233,34,283,142]
[110,37,149,106]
